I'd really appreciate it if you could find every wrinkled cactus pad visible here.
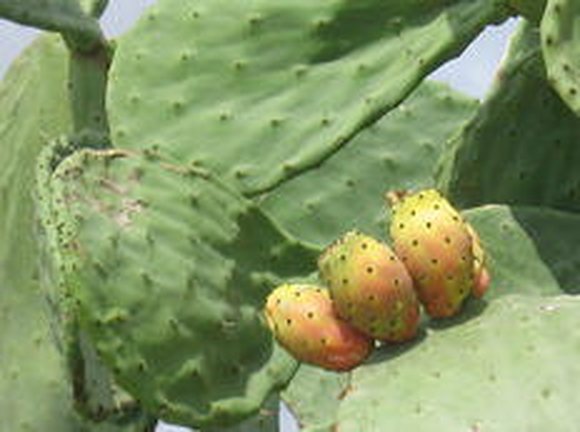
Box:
[42,148,320,427]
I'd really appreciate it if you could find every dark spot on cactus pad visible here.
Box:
[461,256,467,262]
[368,295,376,302]
[276,298,281,305]
[431,258,438,265]
[447,274,454,281]
[399,223,405,229]
[286,319,292,326]
[570,87,578,96]
[390,255,396,261]
[342,278,349,285]
[295,291,301,297]
[411,210,416,216]
[361,242,368,250]
[434,204,440,210]
[426,222,432,229]
[453,215,459,222]
[445,236,451,244]
[412,240,419,247]
[394,278,400,286]
[307,312,314,319]
[320,337,327,346]
[366,266,374,274]
[340,254,346,261]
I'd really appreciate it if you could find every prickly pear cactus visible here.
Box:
[261,81,479,247]
[4,0,580,430]
[541,0,580,115]
[437,21,580,212]
[336,294,580,432]
[0,36,153,432]
[42,148,318,427]
[107,0,507,194]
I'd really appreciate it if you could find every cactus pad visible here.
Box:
[45,149,319,427]
[437,21,580,212]
[464,205,580,298]
[541,0,580,116]
[337,294,580,431]
[107,0,505,194]
[261,81,478,247]
[0,36,153,432]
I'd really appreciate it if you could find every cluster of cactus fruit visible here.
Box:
[265,189,490,371]
[4,0,580,430]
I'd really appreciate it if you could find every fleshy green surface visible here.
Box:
[0,35,78,432]
[107,0,505,195]
[45,149,319,427]
[465,205,580,298]
[541,0,580,115]
[0,36,152,432]
[0,0,102,50]
[262,81,478,247]
[337,294,580,431]
[437,21,580,212]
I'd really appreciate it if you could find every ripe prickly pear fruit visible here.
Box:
[264,284,373,372]
[318,231,420,343]
[388,189,479,318]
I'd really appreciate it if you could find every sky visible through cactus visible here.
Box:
[0,2,517,432]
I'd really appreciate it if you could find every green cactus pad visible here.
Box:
[36,135,152,424]
[0,36,153,432]
[437,21,580,212]
[46,149,319,427]
[464,205,580,298]
[107,0,505,195]
[541,0,580,116]
[0,0,102,51]
[336,294,580,431]
[261,81,478,247]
